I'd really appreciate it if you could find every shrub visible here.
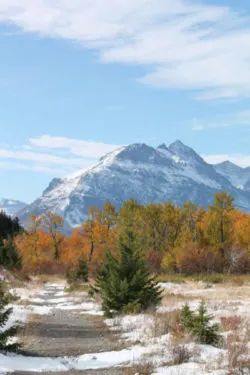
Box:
[221,316,242,332]
[180,301,222,347]
[176,245,224,275]
[171,345,192,365]
[150,310,183,339]
[227,333,250,375]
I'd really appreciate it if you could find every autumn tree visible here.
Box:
[83,206,100,262]
[40,211,64,259]
[117,199,142,234]
[209,192,235,246]
[101,201,117,238]
[26,215,42,258]
[139,204,166,252]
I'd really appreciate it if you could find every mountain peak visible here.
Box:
[0,199,27,217]
[216,160,243,170]
[108,143,157,163]
[169,140,205,164]
[169,139,185,147]
[157,143,168,151]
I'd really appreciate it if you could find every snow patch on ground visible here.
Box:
[0,345,153,372]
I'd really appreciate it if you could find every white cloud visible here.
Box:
[29,135,120,158]
[0,1,250,99]
[0,148,86,167]
[0,136,120,176]
[0,161,70,175]
[192,110,250,131]
[203,154,250,168]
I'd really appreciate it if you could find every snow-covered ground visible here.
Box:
[1,280,250,374]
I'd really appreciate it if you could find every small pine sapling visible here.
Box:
[180,300,222,347]
[0,284,20,352]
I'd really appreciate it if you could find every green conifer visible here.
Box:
[0,284,20,352]
[67,255,88,283]
[75,256,89,282]
[180,303,194,331]
[192,300,221,346]
[180,300,222,347]
[96,230,162,316]
[0,236,22,270]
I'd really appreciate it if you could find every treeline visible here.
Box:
[10,191,249,276]
[0,212,22,270]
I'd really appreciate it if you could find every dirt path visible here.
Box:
[21,310,115,357]
[12,283,126,375]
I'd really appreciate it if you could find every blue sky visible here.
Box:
[0,0,250,202]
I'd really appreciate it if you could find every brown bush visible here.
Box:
[221,316,242,332]
[146,250,163,273]
[177,245,224,274]
[171,345,192,365]
[227,335,250,375]
[150,310,184,339]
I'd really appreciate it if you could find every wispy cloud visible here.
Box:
[0,1,250,100]
[0,136,120,176]
[192,110,250,131]
[29,135,120,158]
[0,161,70,175]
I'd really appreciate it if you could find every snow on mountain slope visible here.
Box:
[0,199,27,217]
[214,161,250,191]
[18,142,250,231]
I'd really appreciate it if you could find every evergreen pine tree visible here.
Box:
[75,256,88,282]
[0,284,20,352]
[180,303,194,331]
[67,255,88,283]
[0,212,23,240]
[0,236,22,270]
[96,230,162,316]
[192,300,221,346]
[180,300,222,347]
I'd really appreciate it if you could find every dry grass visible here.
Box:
[123,361,154,375]
[162,292,198,305]
[221,316,242,332]
[170,344,193,365]
[149,310,183,339]
[157,273,250,285]
[227,336,250,374]
[64,282,89,293]
[232,277,245,287]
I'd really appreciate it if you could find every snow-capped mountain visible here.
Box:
[18,141,250,231]
[0,199,27,217]
[214,161,250,191]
